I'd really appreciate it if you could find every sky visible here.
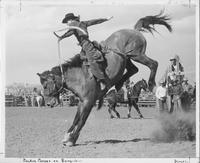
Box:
[2,0,197,86]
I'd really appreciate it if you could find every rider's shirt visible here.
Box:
[61,18,108,45]
[60,18,109,80]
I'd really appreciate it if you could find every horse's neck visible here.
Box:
[132,82,142,96]
[64,67,86,99]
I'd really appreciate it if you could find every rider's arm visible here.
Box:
[60,29,74,41]
[84,18,111,27]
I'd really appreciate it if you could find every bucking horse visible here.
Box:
[37,11,172,146]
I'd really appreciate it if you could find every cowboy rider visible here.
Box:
[54,13,113,91]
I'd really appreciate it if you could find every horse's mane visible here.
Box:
[51,54,82,75]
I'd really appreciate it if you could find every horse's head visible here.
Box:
[37,71,63,107]
[140,79,148,91]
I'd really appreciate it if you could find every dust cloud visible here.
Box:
[151,110,196,142]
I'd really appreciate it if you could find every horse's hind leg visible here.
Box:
[132,54,158,91]
[115,59,138,91]
[108,104,115,118]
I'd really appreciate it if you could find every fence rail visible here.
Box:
[5,95,25,107]
[137,100,156,107]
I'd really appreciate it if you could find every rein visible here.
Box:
[57,40,64,80]
[55,40,66,95]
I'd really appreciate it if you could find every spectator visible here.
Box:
[161,55,184,87]
[156,80,168,113]
[182,78,193,94]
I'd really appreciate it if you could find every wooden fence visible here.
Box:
[5,95,25,107]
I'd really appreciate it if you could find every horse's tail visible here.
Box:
[134,10,172,34]
[97,97,104,110]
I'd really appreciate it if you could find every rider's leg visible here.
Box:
[82,41,109,90]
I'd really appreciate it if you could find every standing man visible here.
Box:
[161,55,184,113]
[162,55,184,86]
[155,80,168,113]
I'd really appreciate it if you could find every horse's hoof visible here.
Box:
[127,115,131,118]
[140,115,144,119]
[63,141,75,147]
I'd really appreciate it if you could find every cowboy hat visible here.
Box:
[62,13,79,23]
[170,57,176,61]
[170,54,180,61]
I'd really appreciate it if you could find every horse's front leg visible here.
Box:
[62,99,94,146]
[132,99,144,118]
[62,104,81,145]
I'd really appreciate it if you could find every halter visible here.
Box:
[45,78,68,97]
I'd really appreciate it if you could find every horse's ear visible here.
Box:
[37,73,46,80]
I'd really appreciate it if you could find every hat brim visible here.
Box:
[62,16,78,23]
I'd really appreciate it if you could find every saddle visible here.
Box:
[80,40,109,64]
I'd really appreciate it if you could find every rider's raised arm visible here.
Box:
[60,29,74,40]
[84,17,112,27]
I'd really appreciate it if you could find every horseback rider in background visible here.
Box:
[54,13,113,91]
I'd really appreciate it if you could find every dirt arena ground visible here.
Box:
[5,105,196,158]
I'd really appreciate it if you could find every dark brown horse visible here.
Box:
[106,79,148,119]
[37,12,172,146]
[104,10,172,92]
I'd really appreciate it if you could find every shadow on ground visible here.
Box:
[76,138,150,146]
